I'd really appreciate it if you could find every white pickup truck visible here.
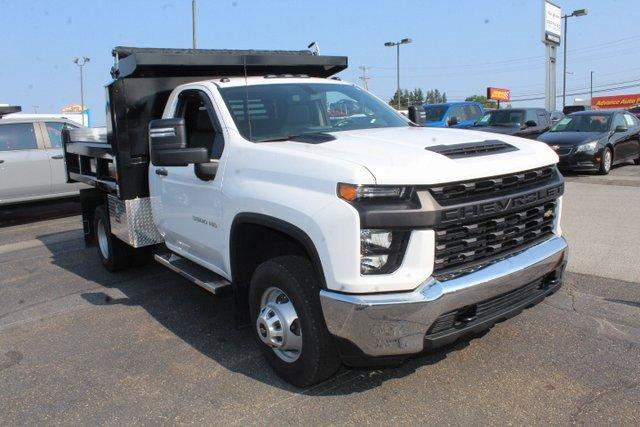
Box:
[64,47,568,387]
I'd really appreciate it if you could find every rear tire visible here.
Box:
[249,255,340,387]
[94,205,132,271]
[598,147,612,175]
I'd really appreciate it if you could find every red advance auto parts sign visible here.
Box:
[487,87,511,102]
[592,93,640,109]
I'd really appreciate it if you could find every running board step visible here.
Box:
[154,252,231,295]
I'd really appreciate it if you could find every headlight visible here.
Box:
[575,140,598,153]
[338,183,410,201]
[360,229,409,274]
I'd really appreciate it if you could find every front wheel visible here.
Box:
[249,255,340,387]
[599,147,612,175]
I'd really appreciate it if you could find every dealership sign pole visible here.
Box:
[542,0,561,112]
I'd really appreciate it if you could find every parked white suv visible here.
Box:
[0,118,86,205]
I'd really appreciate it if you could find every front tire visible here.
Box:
[599,147,612,175]
[249,255,340,387]
[94,205,132,271]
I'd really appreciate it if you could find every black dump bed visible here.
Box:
[64,46,348,199]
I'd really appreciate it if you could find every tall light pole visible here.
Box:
[590,71,594,107]
[73,56,90,126]
[384,38,412,108]
[562,8,587,110]
[192,0,197,48]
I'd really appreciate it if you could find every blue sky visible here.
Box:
[1,0,639,125]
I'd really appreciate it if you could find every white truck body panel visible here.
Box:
[148,79,561,294]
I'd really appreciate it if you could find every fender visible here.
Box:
[229,213,327,289]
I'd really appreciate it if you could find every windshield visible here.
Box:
[219,83,409,142]
[475,110,524,127]
[423,106,448,122]
[550,114,611,132]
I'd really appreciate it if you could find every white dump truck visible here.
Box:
[64,47,568,386]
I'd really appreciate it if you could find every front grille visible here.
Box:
[425,140,517,159]
[428,166,557,205]
[556,147,573,156]
[425,273,560,338]
[433,200,557,275]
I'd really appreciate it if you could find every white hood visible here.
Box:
[271,127,559,185]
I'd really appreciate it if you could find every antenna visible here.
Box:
[243,55,253,141]
[307,41,320,56]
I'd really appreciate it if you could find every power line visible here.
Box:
[510,81,640,102]
[368,34,640,74]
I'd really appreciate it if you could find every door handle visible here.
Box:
[51,154,64,159]
[0,159,4,164]
[155,168,168,176]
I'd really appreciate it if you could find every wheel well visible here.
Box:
[606,144,613,154]
[79,188,106,247]
[230,215,326,289]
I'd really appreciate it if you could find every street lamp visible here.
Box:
[562,8,588,109]
[384,38,412,109]
[73,56,90,126]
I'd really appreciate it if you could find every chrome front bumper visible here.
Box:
[320,236,568,358]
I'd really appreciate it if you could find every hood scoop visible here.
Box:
[425,139,518,159]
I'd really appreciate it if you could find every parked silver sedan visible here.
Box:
[0,118,87,205]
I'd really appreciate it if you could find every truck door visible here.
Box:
[150,89,227,274]
[0,122,52,202]
[40,121,83,194]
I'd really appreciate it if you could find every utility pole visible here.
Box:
[192,0,197,49]
[590,71,594,107]
[358,66,371,90]
[73,57,90,126]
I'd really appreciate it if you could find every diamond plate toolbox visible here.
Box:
[108,195,164,247]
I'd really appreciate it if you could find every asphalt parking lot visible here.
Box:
[1,165,639,425]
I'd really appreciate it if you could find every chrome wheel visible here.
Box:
[256,287,302,363]
[96,218,110,260]
[603,149,612,172]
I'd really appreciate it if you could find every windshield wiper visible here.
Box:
[255,132,336,143]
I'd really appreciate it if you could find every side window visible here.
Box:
[623,113,637,127]
[0,123,38,151]
[613,114,626,130]
[468,105,482,120]
[45,122,77,148]
[449,106,466,121]
[176,91,224,159]
[525,110,538,124]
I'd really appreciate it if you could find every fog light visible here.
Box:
[360,229,409,275]
[361,255,389,273]
[361,229,393,251]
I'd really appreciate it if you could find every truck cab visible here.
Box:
[64,47,567,387]
[421,101,484,128]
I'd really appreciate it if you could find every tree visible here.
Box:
[465,95,497,108]
[424,89,447,104]
[413,88,424,104]
[389,88,445,108]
